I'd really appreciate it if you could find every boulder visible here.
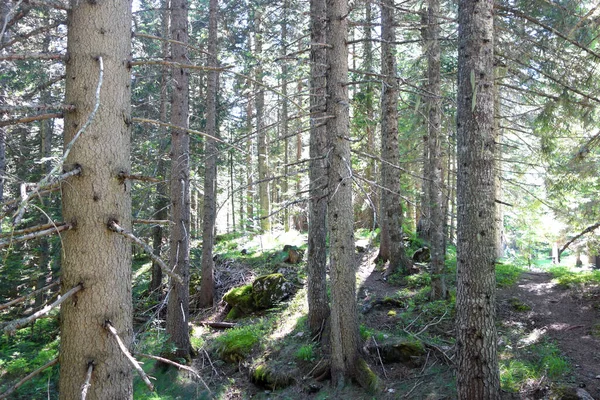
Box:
[252,273,295,309]
[412,247,431,263]
[365,338,425,367]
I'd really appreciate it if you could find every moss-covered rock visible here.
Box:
[249,363,295,389]
[223,284,254,313]
[365,338,425,367]
[252,273,295,309]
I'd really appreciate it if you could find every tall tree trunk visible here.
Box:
[281,0,290,232]
[150,0,170,295]
[455,0,500,397]
[378,0,412,274]
[494,66,505,259]
[198,0,219,308]
[326,0,376,387]
[59,0,133,397]
[307,0,330,336]
[245,81,254,230]
[255,11,270,232]
[427,0,447,300]
[166,0,192,360]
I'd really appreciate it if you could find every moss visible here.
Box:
[509,297,531,312]
[252,273,294,309]
[214,325,262,362]
[387,310,397,317]
[353,358,381,393]
[223,284,254,313]
[250,363,295,389]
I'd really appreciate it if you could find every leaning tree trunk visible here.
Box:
[307,0,330,336]
[59,0,133,397]
[379,0,412,275]
[326,0,377,388]
[198,0,219,308]
[166,0,192,360]
[427,0,447,300]
[455,0,500,398]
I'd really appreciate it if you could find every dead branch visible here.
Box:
[2,284,82,334]
[80,362,94,400]
[0,357,58,399]
[0,222,66,238]
[0,280,60,311]
[0,223,72,249]
[117,172,161,183]
[137,353,211,393]
[132,117,243,152]
[22,0,69,10]
[0,20,64,50]
[0,52,65,61]
[197,321,236,329]
[22,75,65,100]
[107,220,183,284]
[132,219,172,225]
[133,32,213,57]
[105,321,154,392]
[559,221,600,257]
[0,104,74,114]
[130,59,228,71]
[0,112,63,127]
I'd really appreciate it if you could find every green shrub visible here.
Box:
[295,344,314,361]
[496,262,524,288]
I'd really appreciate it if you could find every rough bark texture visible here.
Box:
[326,0,362,385]
[427,0,447,300]
[417,10,431,243]
[307,0,330,335]
[198,0,218,308]
[456,0,500,398]
[166,0,192,360]
[379,0,412,274]
[150,0,170,295]
[494,66,505,259]
[59,0,133,397]
[281,0,290,232]
[255,11,270,232]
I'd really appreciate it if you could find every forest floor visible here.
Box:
[497,268,600,400]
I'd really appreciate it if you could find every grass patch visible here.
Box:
[295,344,315,361]
[496,262,525,288]
[548,266,600,288]
[213,322,266,362]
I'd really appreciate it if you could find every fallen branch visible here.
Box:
[0,280,60,311]
[0,223,72,249]
[372,336,388,379]
[105,321,154,392]
[2,284,82,334]
[0,112,63,127]
[107,220,183,284]
[80,362,94,400]
[137,353,211,393]
[0,358,58,399]
[559,221,600,257]
[197,321,236,329]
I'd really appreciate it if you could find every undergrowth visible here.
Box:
[548,266,600,288]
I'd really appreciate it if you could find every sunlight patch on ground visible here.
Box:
[242,229,306,254]
[518,327,546,347]
[520,281,556,295]
[267,288,308,341]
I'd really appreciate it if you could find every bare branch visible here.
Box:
[0,223,72,249]
[0,358,58,399]
[0,20,64,50]
[2,284,82,334]
[107,220,183,284]
[105,322,154,392]
[133,219,172,225]
[137,353,211,393]
[22,0,70,10]
[0,104,74,114]
[0,112,63,127]
[130,59,228,71]
[0,52,65,61]
[0,280,59,311]
[559,221,600,257]
[133,32,213,57]
[80,362,94,400]
[117,172,161,183]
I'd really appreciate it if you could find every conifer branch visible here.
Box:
[558,221,600,257]
[0,358,58,399]
[117,172,161,183]
[132,219,172,225]
[0,223,72,249]
[0,20,63,49]
[105,321,154,392]
[22,0,70,10]
[0,104,75,114]
[0,280,60,311]
[0,112,63,127]
[130,59,228,71]
[132,32,214,57]
[107,220,183,284]
[2,284,82,334]
[0,52,65,61]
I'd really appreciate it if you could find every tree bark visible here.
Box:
[59,0,133,397]
[427,0,447,300]
[326,0,370,386]
[150,0,170,296]
[198,0,219,308]
[281,0,290,232]
[166,0,192,360]
[379,0,412,274]
[307,0,330,336]
[455,0,500,398]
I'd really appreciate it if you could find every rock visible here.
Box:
[412,247,431,263]
[282,245,303,264]
[223,284,254,314]
[253,273,295,309]
[365,338,425,367]
[250,363,295,390]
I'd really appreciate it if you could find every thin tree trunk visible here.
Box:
[281,0,290,232]
[427,0,446,300]
[455,0,500,397]
[59,0,133,397]
[166,0,192,360]
[379,0,412,274]
[307,0,329,336]
[198,0,219,308]
[417,10,431,243]
[150,0,170,295]
[255,11,270,232]
[494,66,505,259]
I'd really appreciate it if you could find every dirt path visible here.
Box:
[497,271,600,398]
